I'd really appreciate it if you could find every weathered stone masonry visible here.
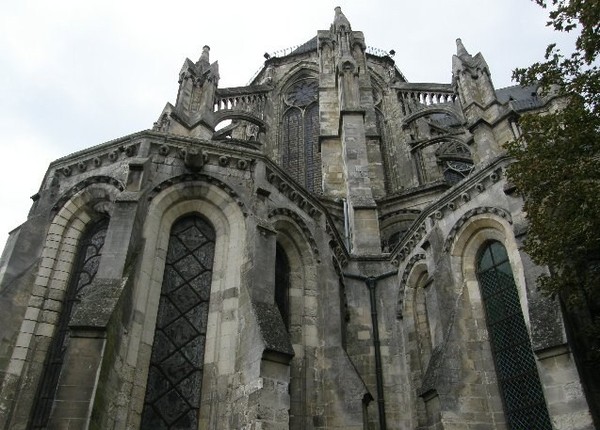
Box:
[0,7,596,430]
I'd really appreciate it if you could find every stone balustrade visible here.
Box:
[214,87,270,118]
[395,83,457,115]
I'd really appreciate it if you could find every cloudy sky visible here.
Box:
[0,0,575,252]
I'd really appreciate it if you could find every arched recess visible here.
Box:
[400,260,435,428]
[271,215,318,429]
[449,213,551,428]
[1,182,119,429]
[279,71,321,193]
[125,180,247,429]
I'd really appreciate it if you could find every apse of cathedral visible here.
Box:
[0,7,596,430]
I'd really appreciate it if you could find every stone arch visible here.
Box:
[449,213,531,326]
[271,214,318,429]
[447,211,551,427]
[125,180,247,429]
[50,175,124,212]
[0,182,120,428]
[212,110,267,132]
[401,105,463,129]
[404,260,436,427]
[276,63,319,94]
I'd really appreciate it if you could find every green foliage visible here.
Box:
[506,102,600,297]
[507,0,600,360]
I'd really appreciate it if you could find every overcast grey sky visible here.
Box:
[0,0,575,252]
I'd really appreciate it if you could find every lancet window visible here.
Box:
[476,241,552,429]
[141,215,215,429]
[281,78,321,193]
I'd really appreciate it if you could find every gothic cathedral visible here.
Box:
[0,7,596,430]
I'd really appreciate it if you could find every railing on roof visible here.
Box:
[366,46,393,57]
[214,91,268,118]
[395,83,457,116]
[247,66,264,86]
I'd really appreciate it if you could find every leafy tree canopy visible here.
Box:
[506,0,600,359]
[513,0,600,113]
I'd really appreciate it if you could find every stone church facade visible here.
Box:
[0,7,596,430]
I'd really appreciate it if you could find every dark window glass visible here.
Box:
[141,215,215,429]
[476,241,552,430]
[31,217,109,429]
[275,243,291,331]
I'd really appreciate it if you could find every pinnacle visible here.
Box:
[456,38,470,58]
[333,6,352,32]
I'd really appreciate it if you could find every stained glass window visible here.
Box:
[476,241,552,430]
[31,217,109,428]
[141,215,215,429]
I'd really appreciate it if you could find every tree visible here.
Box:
[506,0,600,417]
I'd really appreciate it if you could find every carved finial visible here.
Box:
[456,38,470,58]
[333,6,351,32]
[199,45,210,64]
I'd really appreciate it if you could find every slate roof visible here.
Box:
[496,84,544,112]
[288,36,318,56]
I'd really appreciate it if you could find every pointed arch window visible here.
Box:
[141,215,215,429]
[476,241,552,429]
[281,78,321,193]
[31,217,109,428]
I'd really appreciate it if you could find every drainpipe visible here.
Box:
[343,270,398,430]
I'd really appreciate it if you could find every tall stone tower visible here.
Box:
[0,8,596,430]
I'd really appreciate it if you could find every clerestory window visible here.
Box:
[281,78,321,193]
